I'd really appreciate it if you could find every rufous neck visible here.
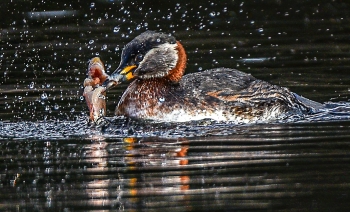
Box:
[166,41,187,83]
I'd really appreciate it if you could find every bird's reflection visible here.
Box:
[82,131,317,211]
[83,136,190,209]
[3,122,349,211]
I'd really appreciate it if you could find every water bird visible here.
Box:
[86,31,323,123]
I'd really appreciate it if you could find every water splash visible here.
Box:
[1,103,350,140]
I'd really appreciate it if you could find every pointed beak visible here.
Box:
[103,65,137,90]
[118,65,137,81]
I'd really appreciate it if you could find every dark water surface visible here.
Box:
[1,0,350,211]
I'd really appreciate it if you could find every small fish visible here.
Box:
[83,57,108,87]
[83,57,108,122]
[83,86,106,123]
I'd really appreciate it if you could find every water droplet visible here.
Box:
[70,108,75,113]
[29,82,34,89]
[89,40,94,44]
[258,28,264,33]
[113,26,120,33]
[54,104,59,110]
[18,96,22,100]
[159,97,165,103]
[41,93,48,100]
[90,2,95,8]
[198,67,203,71]
[80,96,84,101]
[115,46,120,51]
[209,12,216,17]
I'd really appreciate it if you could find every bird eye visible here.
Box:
[135,54,144,63]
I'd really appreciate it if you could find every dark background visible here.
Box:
[1,0,349,121]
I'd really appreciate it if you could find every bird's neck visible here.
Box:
[166,41,187,83]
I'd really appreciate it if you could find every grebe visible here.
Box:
[85,31,323,123]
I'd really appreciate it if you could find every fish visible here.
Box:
[83,57,108,122]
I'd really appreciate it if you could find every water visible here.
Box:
[1,0,350,211]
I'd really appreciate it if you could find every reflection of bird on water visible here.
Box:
[122,137,190,192]
[85,30,324,123]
